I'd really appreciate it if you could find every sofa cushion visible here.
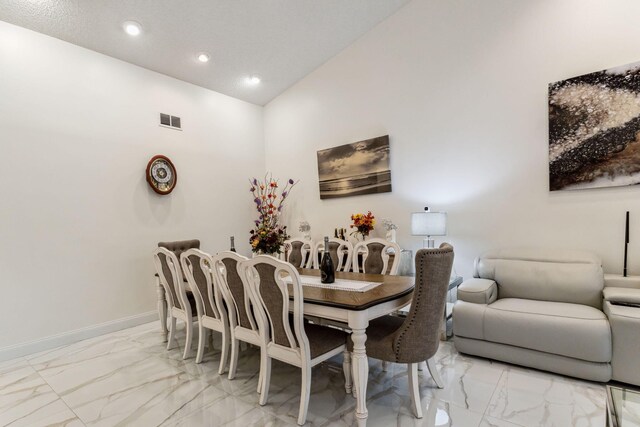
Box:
[455,298,611,363]
[474,248,604,308]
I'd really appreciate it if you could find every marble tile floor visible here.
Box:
[0,321,607,427]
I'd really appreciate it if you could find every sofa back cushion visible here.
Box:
[474,248,604,308]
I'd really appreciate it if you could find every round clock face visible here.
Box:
[146,155,177,195]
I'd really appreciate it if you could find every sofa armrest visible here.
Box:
[603,287,640,305]
[604,274,640,289]
[457,278,498,304]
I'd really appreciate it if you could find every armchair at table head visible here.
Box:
[157,239,201,282]
[352,238,401,275]
[348,243,454,418]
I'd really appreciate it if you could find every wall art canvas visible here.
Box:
[549,61,640,191]
[317,135,392,199]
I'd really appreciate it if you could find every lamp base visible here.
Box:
[423,238,435,249]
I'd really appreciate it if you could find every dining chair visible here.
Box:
[352,238,401,275]
[349,244,454,418]
[283,238,314,268]
[312,238,353,272]
[153,247,197,359]
[155,240,200,335]
[210,250,263,382]
[238,255,350,425]
[180,249,230,372]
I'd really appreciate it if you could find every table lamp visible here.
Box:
[411,207,447,248]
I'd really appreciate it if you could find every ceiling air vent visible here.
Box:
[159,113,182,131]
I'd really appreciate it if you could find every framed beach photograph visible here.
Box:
[317,135,392,199]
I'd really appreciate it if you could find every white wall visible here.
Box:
[264,0,640,279]
[0,21,264,349]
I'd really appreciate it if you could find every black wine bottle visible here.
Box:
[320,236,335,284]
[230,236,236,252]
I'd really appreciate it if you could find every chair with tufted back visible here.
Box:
[352,238,401,275]
[283,238,314,268]
[348,244,454,418]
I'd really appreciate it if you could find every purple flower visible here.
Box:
[250,187,255,192]
[288,179,294,184]
[254,198,261,204]
[253,178,258,185]
[282,191,287,197]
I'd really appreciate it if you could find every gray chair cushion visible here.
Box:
[186,253,215,318]
[363,242,385,274]
[304,323,348,359]
[222,257,253,329]
[255,263,293,347]
[288,241,305,268]
[347,315,403,361]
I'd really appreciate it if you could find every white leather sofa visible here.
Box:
[453,248,612,382]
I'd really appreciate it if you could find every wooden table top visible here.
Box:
[295,268,415,311]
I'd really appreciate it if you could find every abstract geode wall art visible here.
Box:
[549,61,640,191]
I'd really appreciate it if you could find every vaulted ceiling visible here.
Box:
[0,0,410,105]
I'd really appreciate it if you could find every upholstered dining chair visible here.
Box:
[180,249,230,372]
[210,251,262,382]
[349,244,454,418]
[156,240,200,333]
[312,238,353,272]
[153,247,197,360]
[238,255,350,425]
[352,238,401,275]
[283,238,314,268]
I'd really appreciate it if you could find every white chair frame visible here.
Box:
[283,238,314,268]
[312,238,353,272]
[238,255,350,425]
[180,249,230,373]
[152,247,194,360]
[211,251,263,383]
[352,238,401,275]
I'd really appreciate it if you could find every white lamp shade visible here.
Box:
[411,212,447,236]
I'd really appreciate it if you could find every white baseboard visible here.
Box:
[0,311,158,362]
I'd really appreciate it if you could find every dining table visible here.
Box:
[154,267,415,426]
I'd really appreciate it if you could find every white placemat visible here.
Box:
[289,275,382,292]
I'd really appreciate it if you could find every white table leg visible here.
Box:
[156,277,168,342]
[351,325,369,426]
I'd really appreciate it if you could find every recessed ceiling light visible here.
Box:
[197,53,210,63]
[246,75,261,85]
[123,21,142,36]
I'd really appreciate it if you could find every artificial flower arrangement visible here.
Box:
[249,174,297,255]
[350,211,375,240]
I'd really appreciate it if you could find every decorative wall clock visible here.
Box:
[146,155,177,195]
